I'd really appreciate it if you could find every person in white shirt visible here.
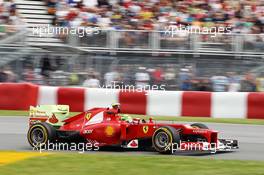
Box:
[83,74,100,88]
[135,67,150,89]
[211,75,229,92]
[83,0,97,7]
[104,69,119,86]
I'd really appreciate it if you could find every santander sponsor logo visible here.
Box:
[49,114,59,124]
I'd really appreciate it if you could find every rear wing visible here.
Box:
[29,105,70,126]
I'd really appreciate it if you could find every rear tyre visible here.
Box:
[27,122,57,148]
[191,123,209,129]
[152,126,180,154]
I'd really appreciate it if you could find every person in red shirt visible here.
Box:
[152,67,164,87]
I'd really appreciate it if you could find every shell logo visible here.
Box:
[105,126,115,137]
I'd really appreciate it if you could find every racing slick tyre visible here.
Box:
[191,123,209,129]
[27,122,57,148]
[152,126,180,154]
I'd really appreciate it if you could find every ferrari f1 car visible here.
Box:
[27,105,238,154]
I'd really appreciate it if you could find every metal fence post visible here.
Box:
[108,30,117,55]
[192,34,200,57]
[150,31,160,55]
[233,34,242,59]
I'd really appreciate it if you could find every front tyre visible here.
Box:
[27,122,57,148]
[152,126,180,154]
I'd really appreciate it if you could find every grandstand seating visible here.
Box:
[15,0,64,46]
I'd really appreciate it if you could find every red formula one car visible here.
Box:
[27,106,238,154]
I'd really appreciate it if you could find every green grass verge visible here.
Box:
[0,110,29,116]
[1,153,264,175]
[0,110,264,125]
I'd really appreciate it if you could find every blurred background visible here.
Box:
[0,0,263,92]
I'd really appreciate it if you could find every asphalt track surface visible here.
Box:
[0,116,264,161]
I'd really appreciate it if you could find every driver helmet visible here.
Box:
[111,102,120,109]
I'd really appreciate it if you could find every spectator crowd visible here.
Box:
[0,0,23,36]
[49,0,264,34]
[80,65,259,92]
[1,0,264,92]
[0,61,262,92]
[43,0,264,50]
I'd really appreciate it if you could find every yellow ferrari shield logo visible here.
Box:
[85,113,92,120]
[143,126,149,134]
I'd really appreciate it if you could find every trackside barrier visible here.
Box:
[0,83,264,119]
[0,83,38,110]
